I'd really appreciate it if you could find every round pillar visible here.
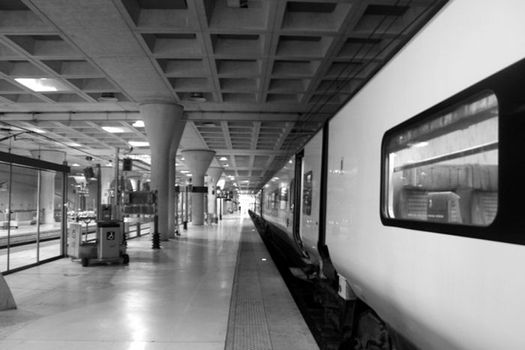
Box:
[140,102,185,241]
[30,150,65,225]
[181,149,215,225]
[206,167,223,223]
[168,122,185,238]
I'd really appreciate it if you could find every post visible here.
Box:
[183,185,188,230]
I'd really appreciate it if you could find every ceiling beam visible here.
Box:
[0,111,323,122]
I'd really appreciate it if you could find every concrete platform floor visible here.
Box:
[0,214,318,350]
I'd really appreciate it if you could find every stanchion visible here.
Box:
[152,214,160,249]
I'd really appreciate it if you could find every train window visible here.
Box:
[383,92,498,226]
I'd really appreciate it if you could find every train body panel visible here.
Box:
[261,157,295,234]
[325,0,525,349]
[254,1,525,349]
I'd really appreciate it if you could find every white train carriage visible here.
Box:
[254,1,525,349]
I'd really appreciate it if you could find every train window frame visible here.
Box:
[380,58,525,245]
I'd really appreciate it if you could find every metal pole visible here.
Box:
[96,164,101,222]
[183,185,188,230]
[113,148,119,221]
[36,170,41,262]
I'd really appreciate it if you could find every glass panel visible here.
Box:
[9,164,39,270]
[39,169,63,261]
[0,162,10,272]
[384,92,498,226]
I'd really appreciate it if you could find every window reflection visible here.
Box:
[384,92,498,226]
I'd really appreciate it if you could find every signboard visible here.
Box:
[106,231,115,240]
[192,186,208,193]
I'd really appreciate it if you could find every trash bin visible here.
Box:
[97,221,121,260]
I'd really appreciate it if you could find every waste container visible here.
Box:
[78,221,129,267]
[98,221,121,260]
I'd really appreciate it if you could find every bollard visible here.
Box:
[152,214,160,249]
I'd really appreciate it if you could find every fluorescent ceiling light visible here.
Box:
[67,142,81,147]
[180,170,189,173]
[27,127,46,134]
[186,173,192,177]
[132,120,145,128]
[15,78,71,92]
[128,141,149,147]
[219,157,228,161]
[102,126,125,133]
[409,141,429,148]
[71,163,80,167]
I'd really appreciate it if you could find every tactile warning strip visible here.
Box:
[225,228,273,350]
[225,223,319,350]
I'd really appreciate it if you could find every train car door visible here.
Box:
[299,130,323,265]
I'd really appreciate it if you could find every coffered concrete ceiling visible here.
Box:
[0,0,446,192]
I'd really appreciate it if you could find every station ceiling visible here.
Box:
[0,0,446,192]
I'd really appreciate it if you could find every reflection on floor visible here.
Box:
[1,216,242,350]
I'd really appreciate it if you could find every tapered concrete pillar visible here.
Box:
[140,102,185,241]
[181,149,215,225]
[207,167,223,223]
[168,122,185,238]
[30,150,65,225]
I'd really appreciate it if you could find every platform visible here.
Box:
[0,214,318,349]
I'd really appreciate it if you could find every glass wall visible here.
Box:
[0,153,68,274]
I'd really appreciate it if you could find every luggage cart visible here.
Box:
[79,221,129,267]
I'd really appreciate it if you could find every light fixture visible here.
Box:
[97,92,118,102]
[28,127,46,134]
[220,156,228,161]
[180,170,189,173]
[409,141,429,148]
[188,92,206,102]
[132,120,145,128]
[186,173,192,177]
[102,126,125,133]
[15,78,71,92]
[67,142,81,147]
[128,141,149,147]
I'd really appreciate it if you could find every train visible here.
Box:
[249,2,525,349]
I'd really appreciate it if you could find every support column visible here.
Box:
[206,167,223,224]
[168,122,185,238]
[181,149,215,226]
[30,150,65,225]
[140,102,185,241]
